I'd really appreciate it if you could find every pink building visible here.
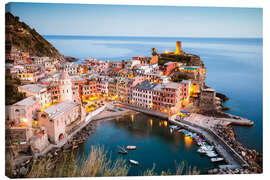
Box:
[180,80,191,99]
[8,96,41,127]
[152,82,182,114]
[131,80,157,109]
[38,71,86,144]
[38,101,83,144]
[161,62,179,75]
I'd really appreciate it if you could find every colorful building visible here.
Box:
[80,78,98,99]
[152,82,182,114]
[7,96,41,128]
[132,80,157,109]
[161,62,179,76]
[18,84,52,107]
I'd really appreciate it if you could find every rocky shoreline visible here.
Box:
[208,124,262,174]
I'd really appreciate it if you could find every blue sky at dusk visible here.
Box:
[6,2,262,38]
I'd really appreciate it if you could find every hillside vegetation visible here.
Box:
[5,12,65,61]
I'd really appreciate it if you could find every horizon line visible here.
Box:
[42,34,263,39]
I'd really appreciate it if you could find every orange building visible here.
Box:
[150,56,158,64]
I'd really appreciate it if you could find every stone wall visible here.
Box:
[199,89,216,111]
[6,127,33,144]
[85,105,106,122]
[29,133,50,154]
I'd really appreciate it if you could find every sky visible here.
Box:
[6,2,262,38]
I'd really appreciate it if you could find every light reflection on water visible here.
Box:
[75,113,216,175]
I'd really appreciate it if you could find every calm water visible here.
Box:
[75,114,216,175]
[44,35,262,161]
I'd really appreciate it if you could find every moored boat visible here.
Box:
[197,148,207,154]
[126,145,136,150]
[178,129,185,133]
[118,149,128,154]
[211,157,224,162]
[129,159,139,165]
[200,145,214,151]
[197,141,208,146]
[191,133,199,138]
[169,125,181,131]
[206,151,218,158]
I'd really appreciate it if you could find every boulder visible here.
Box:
[63,143,72,150]
[19,166,27,176]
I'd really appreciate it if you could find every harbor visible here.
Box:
[4,7,262,177]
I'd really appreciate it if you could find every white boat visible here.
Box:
[129,159,139,165]
[211,157,224,162]
[206,151,218,158]
[169,125,181,131]
[126,145,136,150]
[191,133,199,138]
[197,148,207,154]
[200,145,214,151]
[169,125,177,129]
[197,141,207,146]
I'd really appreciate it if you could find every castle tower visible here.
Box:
[59,71,73,102]
[175,41,181,55]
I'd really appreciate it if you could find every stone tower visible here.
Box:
[59,71,73,102]
[174,41,182,55]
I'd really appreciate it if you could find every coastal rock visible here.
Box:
[63,143,72,150]
[19,166,27,176]
[216,92,229,102]
[213,168,218,174]
[221,106,230,111]
[12,169,17,176]
[47,152,53,158]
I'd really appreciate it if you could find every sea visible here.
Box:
[44,35,263,174]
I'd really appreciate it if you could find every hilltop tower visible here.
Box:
[59,71,73,102]
[174,41,181,55]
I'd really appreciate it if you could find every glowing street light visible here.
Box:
[21,118,28,123]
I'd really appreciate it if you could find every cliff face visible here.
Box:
[5,12,65,62]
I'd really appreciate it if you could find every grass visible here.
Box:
[7,145,200,178]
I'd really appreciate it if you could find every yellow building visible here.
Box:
[17,72,35,82]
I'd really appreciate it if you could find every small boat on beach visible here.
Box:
[126,145,136,150]
[129,159,139,165]
[211,157,224,163]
